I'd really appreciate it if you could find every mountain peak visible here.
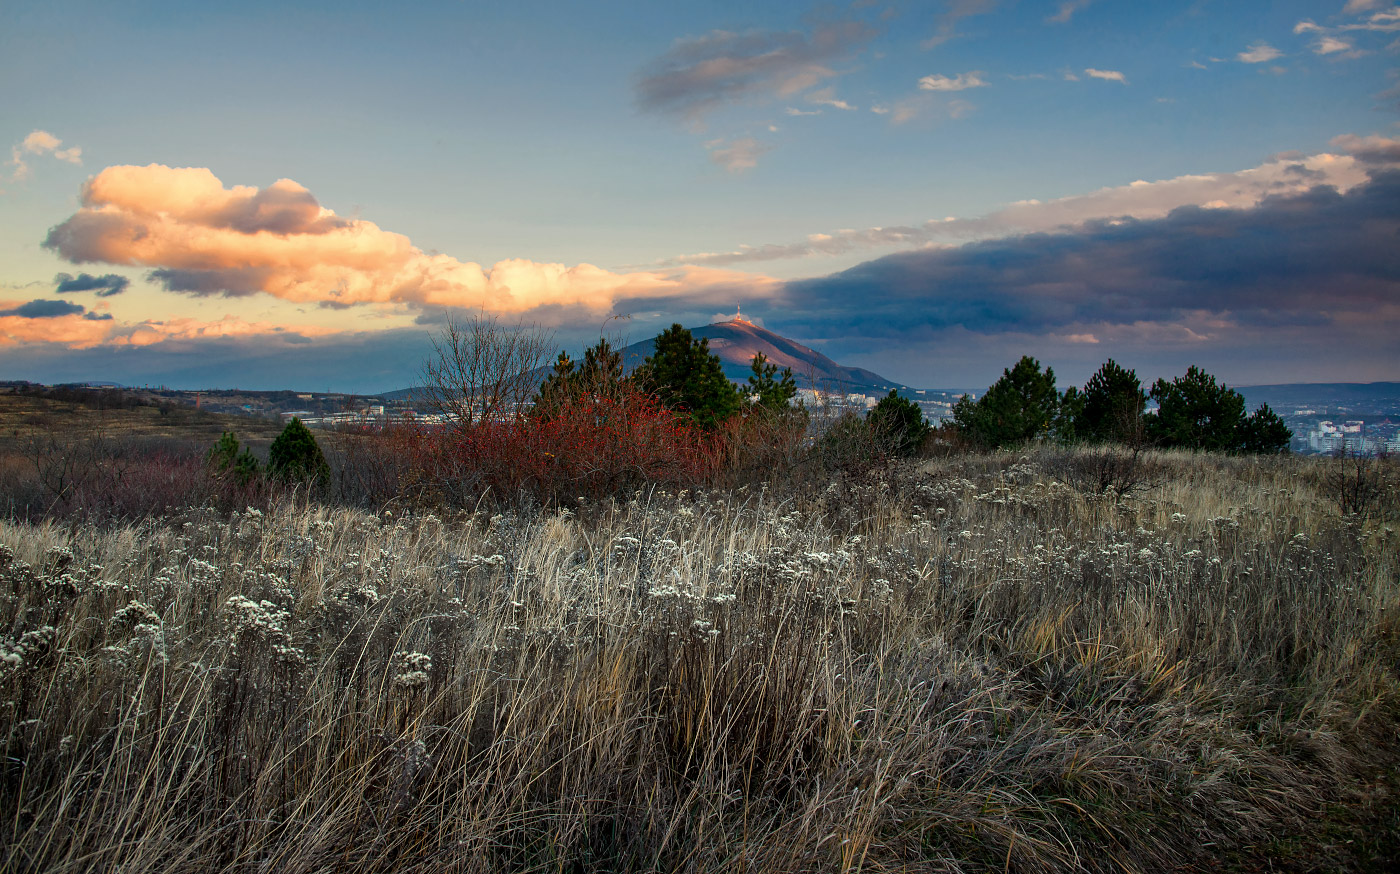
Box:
[717,306,756,328]
[618,318,907,393]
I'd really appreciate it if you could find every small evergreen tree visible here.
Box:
[1055,386,1085,444]
[1147,366,1247,452]
[533,338,631,420]
[267,417,330,485]
[634,324,741,429]
[577,337,625,389]
[1076,359,1147,445]
[208,431,260,485]
[1240,404,1292,454]
[952,356,1061,449]
[867,390,930,457]
[532,351,577,416]
[209,431,240,469]
[743,352,797,413]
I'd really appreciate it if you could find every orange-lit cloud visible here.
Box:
[45,165,778,315]
[0,297,343,351]
[0,308,112,349]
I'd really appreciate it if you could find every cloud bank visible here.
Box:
[771,168,1399,384]
[42,164,778,321]
[650,143,1380,268]
[0,295,341,351]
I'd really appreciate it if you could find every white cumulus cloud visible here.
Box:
[918,72,989,91]
[1238,42,1283,63]
[5,129,82,185]
[1084,68,1128,83]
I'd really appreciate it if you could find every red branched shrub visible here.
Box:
[390,385,729,507]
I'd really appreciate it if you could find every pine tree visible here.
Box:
[867,390,930,456]
[953,356,1060,448]
[744,352,797,413]
[209,431,240,469]
[532,351,578,417]
[1147,366,1247,452]
[1240,404,1292,454]
[267,417,330,485]
[634,324,741,429]
[1076,359,1147,445]
[532,338,631,419]
[208,431,260,485]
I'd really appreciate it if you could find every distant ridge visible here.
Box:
[382,317,911,400]
[617,316,909,394]
[1233,382,1400,414]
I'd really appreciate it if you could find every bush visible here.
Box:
[399,382,724,507]
[268,417,331,486]
[866,390,930,457]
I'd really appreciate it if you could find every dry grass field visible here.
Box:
[0,387,282,447]
[2,437,1398,872]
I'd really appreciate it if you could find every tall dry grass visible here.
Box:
[2,449,1397,872]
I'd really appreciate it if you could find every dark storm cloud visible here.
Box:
[146,267,272,296]
[0,299,88,318]
[54,272,130,296]
[780,171,1400,338]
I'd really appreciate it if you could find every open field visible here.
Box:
[0,391,393,521]
[2,447,1398,872]
[0,387,283,449]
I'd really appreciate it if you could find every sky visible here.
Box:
[1,0,1397,393]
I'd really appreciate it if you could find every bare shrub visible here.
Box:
[324,424,413,509]
[1324,441,1394,519]
[420,313,553,427]
[1043,443,1161,500]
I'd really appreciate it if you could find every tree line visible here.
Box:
[531,323,799,427]
[204,324,1292,511]
[949,356,1291,454]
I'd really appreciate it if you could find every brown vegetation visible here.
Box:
[2,439,1398,872]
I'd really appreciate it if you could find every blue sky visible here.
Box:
[2,0,1397,392]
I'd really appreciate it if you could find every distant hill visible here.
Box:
[382,317,911,400]
[619,317,908,393]
[1234,382,1400,415]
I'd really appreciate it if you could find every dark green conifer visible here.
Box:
[267,417,330,485]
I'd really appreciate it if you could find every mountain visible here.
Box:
[617,316,908,393]
[382,317,910,400]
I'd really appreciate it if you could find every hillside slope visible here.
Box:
[619,317,906,393]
